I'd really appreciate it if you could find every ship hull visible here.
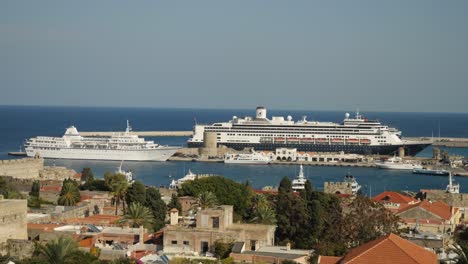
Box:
[25,147,181,161]
[188,142,430,156]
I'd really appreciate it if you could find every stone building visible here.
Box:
[163,205,276,256]
[324,182,354,195]
[396,200,461,234]
[0,198,28,244]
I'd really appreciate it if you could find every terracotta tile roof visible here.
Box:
[398,200,456,220]
[318,256,342,264]
[339,233,437,264]
[373,191,418,204]
[28,223,61,232]
[40,186,62,192]
[65,215,121,225]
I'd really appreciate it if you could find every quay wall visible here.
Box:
[0,158,43,179]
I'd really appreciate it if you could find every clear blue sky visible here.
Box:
[1,1,467,112]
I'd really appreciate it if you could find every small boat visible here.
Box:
[344,173,361,195]
[116,160,134,184]
[169,170,211,189]
[412,168,450,176]
[292,165,307,192]
[447,171,460,194]
[224,150,271,165]
[375,156,423,170]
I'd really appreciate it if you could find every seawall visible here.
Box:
[0,158,44,179]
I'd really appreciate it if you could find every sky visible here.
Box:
[1,1,467,112]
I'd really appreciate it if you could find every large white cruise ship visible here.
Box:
[25,121,181,161]
[188,107,431,156]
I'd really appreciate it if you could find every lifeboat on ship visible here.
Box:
[360,139,371,144]
[331,138,344,144]
[316,138,328,144]
[346,138,359,144]
[274,137,285,142]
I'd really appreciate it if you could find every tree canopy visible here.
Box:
[177,176,254,220]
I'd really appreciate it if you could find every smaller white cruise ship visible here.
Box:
[292,165,307,191]
[169,170,212,189]
[224,150,271,165]
[375,156,423,170]
[25,121,181,161]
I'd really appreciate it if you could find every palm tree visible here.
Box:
[106,173,129,215]
[58,182,81,206]
[250,204,277,225]
[196,191,218,209]
[37,236,78,264]
[118,202,154,228]
[452,242,468,264]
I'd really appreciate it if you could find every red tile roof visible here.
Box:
[339,233,437,264]
[318,256,341,264]
[65,215,121,225]
[373,191,418,204]
[398,200,456,220]
[27,223,61,232]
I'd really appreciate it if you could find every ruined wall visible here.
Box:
[324,182,353,195]
[0,158,43,179]
[0,199,28,244]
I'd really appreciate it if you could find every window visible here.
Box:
[171,240,177,245]
[201,241,209,253]
[250,240,257,251]
[212,217,219,228]
[183,241,189,245]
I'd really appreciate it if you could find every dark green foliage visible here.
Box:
[0,177,24,199]
[167,193,182,214]
[66,250,100,264]
[275,190,309,247]
[125,181,146,205]
[30,180,40,197]
[28,196,52,208]
[278,176,292,193]
[214,240,235,259]
[80,168,94,182]
[108,258,136,264]
[80,179,110,191]
[178,176,253,220]
[145,187,167,231]
[58,180,81,206]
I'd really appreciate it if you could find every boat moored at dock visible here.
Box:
[188,106,431,156]
[24,121,181,161]
[412,168,450,176]
[224,150,271,165]
[375,156,423,170]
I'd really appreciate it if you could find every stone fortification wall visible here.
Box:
[0,199,28,244]
[0,158,43,179]
[324,182,353,195]
[39,166,77,180]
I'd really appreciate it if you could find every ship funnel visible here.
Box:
[256,106,267,119]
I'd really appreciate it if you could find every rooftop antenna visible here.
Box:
[356,108,361,119]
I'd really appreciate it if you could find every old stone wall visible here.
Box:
[0,199,28,244]
[0,158,43,179]
[0,239,35,260]
[324,182,353,195]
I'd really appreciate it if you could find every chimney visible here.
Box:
[170,208,179,225]
[139,225,144,245]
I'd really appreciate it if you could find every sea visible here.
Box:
[1,105,468,195]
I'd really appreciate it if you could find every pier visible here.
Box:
[403,137,468,148]
[80,131,193,137]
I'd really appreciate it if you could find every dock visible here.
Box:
[403,137,468,148]
[80,131,193,137]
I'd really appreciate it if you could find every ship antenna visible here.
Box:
[126,120,132,134]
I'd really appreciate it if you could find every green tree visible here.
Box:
[36,236,79,264]
[29,180,40,197]
[278,176,292,193]
[167,193,183,215]
[80,168,94,182]
[451,241,468,264]
[340,195,400,248]
[145,187,167,231]
[178,176,254,220]
[118,202,154,229]
[214,239,235,259]
[196,191,218,209]
[125,181,146,205]
[58,181,81,206]
[105,172,129,215]
[250,204,276,225]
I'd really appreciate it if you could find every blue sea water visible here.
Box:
[0,105,467,195]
